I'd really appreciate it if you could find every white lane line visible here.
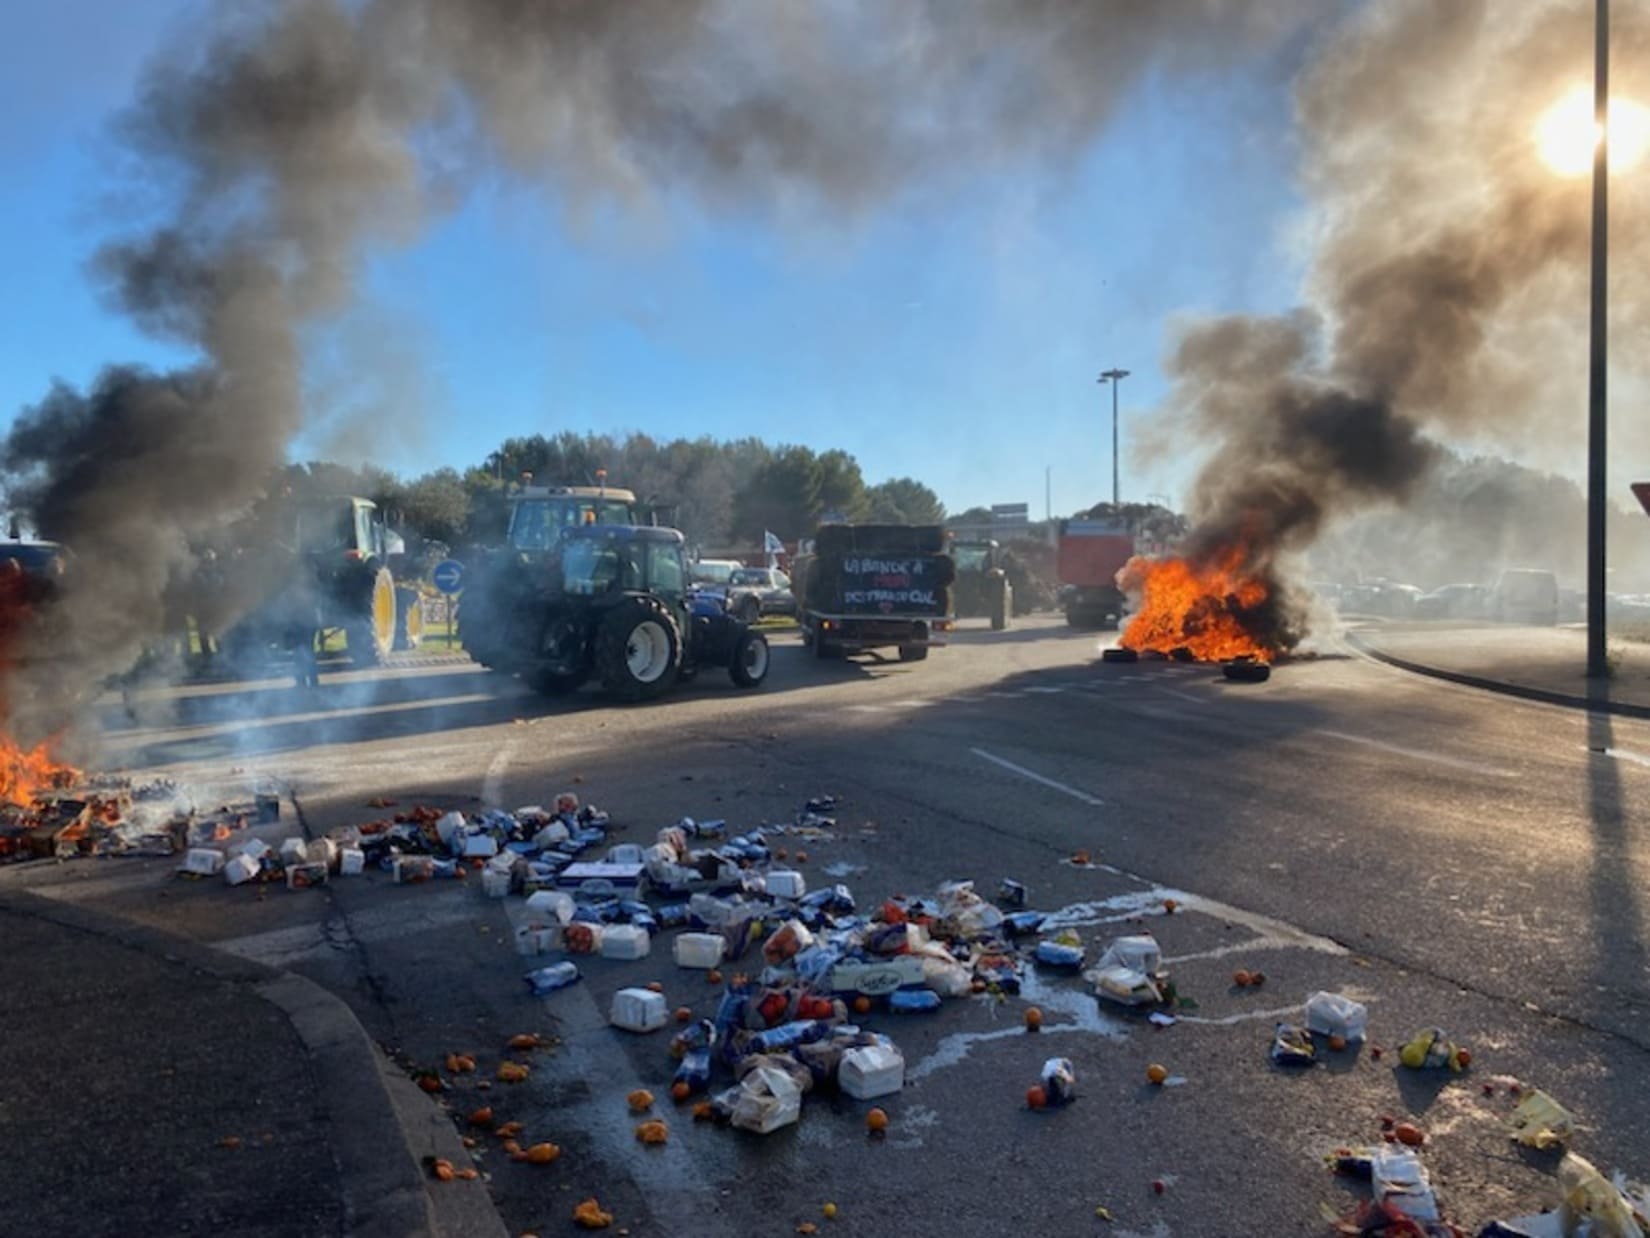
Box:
[970,747,1105,806]
[1586,745,1650,768]
[482,737,520,807]
[891,699,932,709]
[1159,688,1206,706]
[1319,729,1516,778]
[1024,686,1067,695]
[847,704,889,713]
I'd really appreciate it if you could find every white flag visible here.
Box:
[763,530,785,554]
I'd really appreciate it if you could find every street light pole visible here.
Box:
[1587,0,1610,678]
[1098,368,1129,511]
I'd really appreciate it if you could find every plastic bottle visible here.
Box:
[524,962,580,996]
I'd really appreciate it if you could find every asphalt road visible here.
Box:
[10,616,1650,1237]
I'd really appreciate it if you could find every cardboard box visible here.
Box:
[181,848,226,876]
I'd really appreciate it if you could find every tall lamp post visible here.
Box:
[1586,0,1610,678]
[1098,368,1129,511]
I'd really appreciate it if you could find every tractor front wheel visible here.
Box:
[348,567,397,666]
[729,629,770,688]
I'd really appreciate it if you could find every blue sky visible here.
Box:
[0,4,1307,519]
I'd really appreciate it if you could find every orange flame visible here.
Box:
[0,736,79,807]
[1118,546,1277,663]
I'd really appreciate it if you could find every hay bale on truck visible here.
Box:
[793,524,954,662]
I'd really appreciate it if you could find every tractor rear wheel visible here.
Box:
[348,567,397,666]
[596,596,682,701]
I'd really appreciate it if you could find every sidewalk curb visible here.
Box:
[1344,628,1650,721]
[0,887,446,1238]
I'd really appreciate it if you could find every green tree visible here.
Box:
[866,477,945,524]
[394,467,470,545]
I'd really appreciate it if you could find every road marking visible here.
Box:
[1159,688,1205,706]
[482,738,520,807]
[846,704,888,713]
[891,699,931,709]
[969,747,1105,806]
[1587,745,1650,769]
[1023,686,1067,695]
[1319,729,1516,777]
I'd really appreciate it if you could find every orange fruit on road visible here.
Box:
[853,996,872,1015]
[627,1089,655,1112]
[1026,1086,1048,1110]
[646,981,664,993]
[675,1006,692,1022]
[866,1107,890,1132]
[1233,969,1252,987]
[1328,1034,1348,1052]
[706,970,723,985]
[1146,1063,1168,1085]
[1394,1123,1425,1147]
[1162,898,1178,914]
[1024,1007,1044,1031]
[671,1081,692,1102]
[468,1106,494,1128]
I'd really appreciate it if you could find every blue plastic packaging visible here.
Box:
[524,962,580,995]
[888,989,942,1014]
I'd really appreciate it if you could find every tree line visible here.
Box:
[270,432,950,553]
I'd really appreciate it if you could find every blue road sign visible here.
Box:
[432,559,465,594]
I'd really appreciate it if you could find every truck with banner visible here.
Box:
[790,524,954,662]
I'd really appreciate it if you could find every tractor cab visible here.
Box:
[559,525,688,603]
[507,486,639,553]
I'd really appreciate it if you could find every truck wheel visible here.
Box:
[991,580,1011,631]
[596,596,682,701]
[898,643,928,662]
[393,586,423,651]
[729,629,770,688]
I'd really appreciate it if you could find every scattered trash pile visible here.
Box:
[0,777,263,864]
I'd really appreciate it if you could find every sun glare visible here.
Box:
[1536,85,1650,177]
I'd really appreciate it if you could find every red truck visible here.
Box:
[1057,519,1135,629]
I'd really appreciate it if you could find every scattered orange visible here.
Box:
[1233,970,1253,988]
[1071,850,1090,866]
[692,1101,715,1121]
[795,850,809,863]
[866,1107,890,1132]
[675,1006,692,1022]
[1328,1034,1348,1052]
[508,1033,539,1050]
[495,1120,523,1138]
[1027,1086,1048,1109]
[627,1089,655,1112]
[468,1106,494,1128]
[1249,971,1266,987]
[418,1075,443,1093]
[1455,1048,1472,1068]
[431,1158,455,1181]
[1162,898,1178,914]
[671,1081,692,1102]
[457,1167,479,1180]
[501,1139,522,1156]
[635,1120,668,1145]
[853,996,872,1015]
[1394,1123,1425,1147]
[497,1062,530,1083]
[1146,1063,1168,1085]
[707,970,723,985]
[646,981,665,994]
[1024,1006,1044,1031]
[823,1203,838,1220]
[573,1197,614,1229]
[525,1141,561,1164]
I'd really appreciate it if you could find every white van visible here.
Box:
[1492,569,1559,625]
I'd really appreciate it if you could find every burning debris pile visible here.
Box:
[1117,544,1286,664]
[0,776,219,864]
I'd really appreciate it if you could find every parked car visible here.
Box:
[1491,568,1559,625]
[724,566,797,622]
[689,559,742,587]
[1415,583,1490,620]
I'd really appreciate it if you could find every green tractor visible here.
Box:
[463,522,769,701]
[950,538,1014,631]
[218,496,415,672]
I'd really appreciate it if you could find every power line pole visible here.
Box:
[1098,368,1129,510]
[1587,0,1610,678]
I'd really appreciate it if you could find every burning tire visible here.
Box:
[596,596,681,701]
[1100,647,1138,663]
[729,629,770,688]
[1222,658,1271,683]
